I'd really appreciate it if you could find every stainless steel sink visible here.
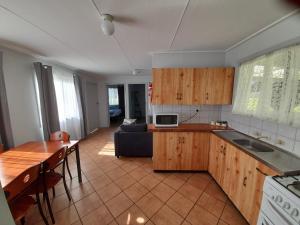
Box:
[233,139,274,152]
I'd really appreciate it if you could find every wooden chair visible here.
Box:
[27,147,71,224]
[50,131,73,180]
[4,163,49,225]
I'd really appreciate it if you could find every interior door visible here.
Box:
[128,84,146,123]
[86,81,99,133]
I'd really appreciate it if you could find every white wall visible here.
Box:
[0,183,14,225]
[152,51,225,68]
[1,47,43,145]
[1,47,77,145]
[222,12,300,157]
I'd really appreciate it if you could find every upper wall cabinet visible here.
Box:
[152,67,234,105]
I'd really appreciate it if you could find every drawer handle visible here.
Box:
[256,167,269,176]
[243,176,247,186]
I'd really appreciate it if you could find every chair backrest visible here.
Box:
[4,163,41,202]
[50,131,70,142]
[43,147,66,171]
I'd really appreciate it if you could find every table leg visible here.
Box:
[75,144,82,183]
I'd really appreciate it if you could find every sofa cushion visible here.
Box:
[120,123,147,132]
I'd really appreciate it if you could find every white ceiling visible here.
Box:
[0,0,296,75]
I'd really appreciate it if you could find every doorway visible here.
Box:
[107,85,125,127]
[86,81,100,133]
[128,84,146,123]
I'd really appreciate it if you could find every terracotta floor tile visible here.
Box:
[108,220,118,225]
[187,174,210,191]
[136,192,163,218]
[96,182,122,202]
[139,174,161,190]
[84,169,105,180]
[66,176,89,190]
[218,220,229,225]
[186,205,219,225]
[114,174,137,190]
[124,182,149,202]
[163,175,185,190]
[121,162,139,172]
[49,193,73,213]
[89,174,112,190]
[106,167,127,180]
[220,204,248,225]
[151,182,176,202]
[145,221,155,225]
[151,172,170,181]
[178,182,203,202]
[129,168,151,180]
[166,192,194,218]
[50,205,79,225]
[182,221,192,225]
[197,192,226,218]
[116,205,149,225]
[71,221,82,225]
[75,192,103,217]
[204,181,228,202]
[70,182,95,202]
[151,205,183,225]
[173,173,193,181]
[81,205,114,225]
[105,192,133,217]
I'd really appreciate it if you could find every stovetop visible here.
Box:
[273,175,300,198]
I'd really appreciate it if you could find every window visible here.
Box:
[108,88,119,106]
[53,69,81,139]
[233,44,300,127]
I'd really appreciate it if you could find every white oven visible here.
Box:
[258,176,300,225]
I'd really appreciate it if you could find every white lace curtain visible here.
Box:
[233,44,300,127]
[53,69,81,139]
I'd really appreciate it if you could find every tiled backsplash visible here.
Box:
[151,105,221,124]
[221,105,300,157]
[151,104,300,157]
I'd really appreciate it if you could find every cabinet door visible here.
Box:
[190,132,210,170]
[220,143,235,194]
[209,134,223,181]
[192,68,208,104]
[248,162,278,225]
[152,68,178,104]
[206,68,234,104]
[152,68,163,104]
[176,68,193,105]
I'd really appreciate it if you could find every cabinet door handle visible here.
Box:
[180,93,183,100]
[243,176,247,187]
[182,137,185,144]
[256,167,269,176]
[206,93,209,100]
[176,93,180,100]
[223,147,226,156]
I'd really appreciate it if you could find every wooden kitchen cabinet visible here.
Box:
[152,67,234,105]
[209,134,278,225]
[153,132,209,170]
[152,68,193,105]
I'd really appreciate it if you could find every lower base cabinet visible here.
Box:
[153,132,210,170]
[209,134,278,225]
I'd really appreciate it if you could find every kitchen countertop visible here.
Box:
[148,123,232,132]
[213,130,300,175]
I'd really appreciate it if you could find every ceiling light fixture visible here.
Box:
[100,14,115,36]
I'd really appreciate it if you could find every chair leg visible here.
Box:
[62,160,72,201]
[44,191,55,224]
[52,187,55,197]
[65,156,73,180]
[36,193,49,225]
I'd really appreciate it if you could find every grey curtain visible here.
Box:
[74,74,87,138]
[0,52,14,149]
[34,62,60,140]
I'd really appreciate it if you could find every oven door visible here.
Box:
[259,195,296,225]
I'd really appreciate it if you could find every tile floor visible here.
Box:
[25,127,249,225]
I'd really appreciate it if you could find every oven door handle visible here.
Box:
[267,200,293,225]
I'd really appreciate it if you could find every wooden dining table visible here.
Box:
[0,140,81,189]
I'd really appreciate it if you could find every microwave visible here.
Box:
[154,113,179,127]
